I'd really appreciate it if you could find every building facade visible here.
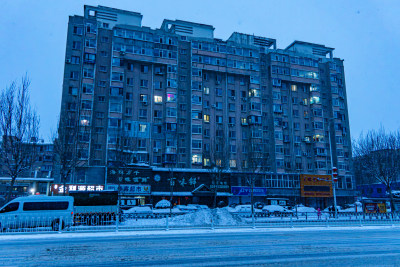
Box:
[58,5,354,207]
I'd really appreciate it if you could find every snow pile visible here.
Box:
[296,207,317,213]
[155,199,171,208]
[124,206,153,214]
[153,207,183,214]
[263,205,287,213]
[170,208,242,226]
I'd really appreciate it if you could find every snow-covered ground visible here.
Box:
[2,227,400,266]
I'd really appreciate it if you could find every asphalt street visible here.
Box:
[1,228,400,266]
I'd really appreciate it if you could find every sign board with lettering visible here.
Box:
[106,184,151,195]
[231,186,267,196]
[107,167,231,193]
[300,174,333,198]
[51,184,104,194]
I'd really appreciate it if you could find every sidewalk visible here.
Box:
[0,225,397,241]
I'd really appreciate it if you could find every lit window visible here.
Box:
[167,93,176,102]
[139,124,147,132]
[204,87,209,95]
[203,114,210,122]
[249,89,260,97]
[154,96,163,103]
[229,159,237,168]
[310,96,320,104]
[192,154,202,164]
[291,85,297,92]
[203,158,210,166]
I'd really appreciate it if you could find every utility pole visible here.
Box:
[328,128,338,218]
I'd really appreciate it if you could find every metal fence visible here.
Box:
[1,211,400,235]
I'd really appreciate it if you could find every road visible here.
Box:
[1,228,400,266]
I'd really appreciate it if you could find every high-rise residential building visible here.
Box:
[58,5,354,207]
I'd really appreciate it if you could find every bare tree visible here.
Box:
[0,76,39,202]
[245,129,269,219]
[205,128,230,208]
[52,113,81,195]
[353,127,400,211]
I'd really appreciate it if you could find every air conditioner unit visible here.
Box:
[142,101,148,106]
[230,96,236,100]
[66,58,71,63]
[211,104,216,108]
[303,152,308,156]
[153,148,160,152]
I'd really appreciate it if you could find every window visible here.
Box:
[111,72,124,82]
[110,87,123,97]
[22,201,69,211]
[139,124,147,133]
[125,107,132,116]
[216,115,223,123]
[98,96,105,102]
[126,78,134,85]
[68,86,78,96]
[154,81,163,89]
[216,88,223,96]
[140,79,148,87]
[192,110,202,120]
[141,65,149,73]
[204,87,210,95]
[96,112,104,119]
[229,103,235,111]
[192,95,202,105]
[192,125,202,134]
[0,202,19,213]
[82,83,94,94]
[70,56,80,64]
[140,94,148,104]
[192,140,202,149]
[73,25,83,35]
[216,102,223,110]
[70,71,79,80]
[72,41,81,50]
[154,96,163,103]
[85,38,96,48]
[98,80,107,87]
[109,102,122,113]
[192,154,202,164]
[167,93,176,102]
[81,100,92,110]
[166,107,177,117]
[153,110,162,118]
[137,109,146,118]
[230,159,237,168]
[203,114,210,122]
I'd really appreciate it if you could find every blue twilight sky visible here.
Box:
[0,0,399,141]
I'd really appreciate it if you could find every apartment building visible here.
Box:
[58,5,354,207]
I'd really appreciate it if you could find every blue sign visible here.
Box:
[231,186,267,196]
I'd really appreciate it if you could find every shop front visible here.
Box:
[106,167,231,207]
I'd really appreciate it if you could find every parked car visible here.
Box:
[0,196,74,231]
[263,205,293,216]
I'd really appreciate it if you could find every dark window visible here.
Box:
[0,202,19,213]
[22,201,69,211]
[70,192,118,206]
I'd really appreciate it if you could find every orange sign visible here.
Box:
[300,174,333,198]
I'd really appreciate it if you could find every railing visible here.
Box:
[1,211,400,235]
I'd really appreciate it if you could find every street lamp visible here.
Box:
[328,128,338,218]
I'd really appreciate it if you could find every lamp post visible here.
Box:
[328,128,338,219]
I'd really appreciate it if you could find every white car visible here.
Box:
[0,196,74,231]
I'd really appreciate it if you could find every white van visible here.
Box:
[0,196,74,231]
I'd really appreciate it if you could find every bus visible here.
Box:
[69,191,118,225]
